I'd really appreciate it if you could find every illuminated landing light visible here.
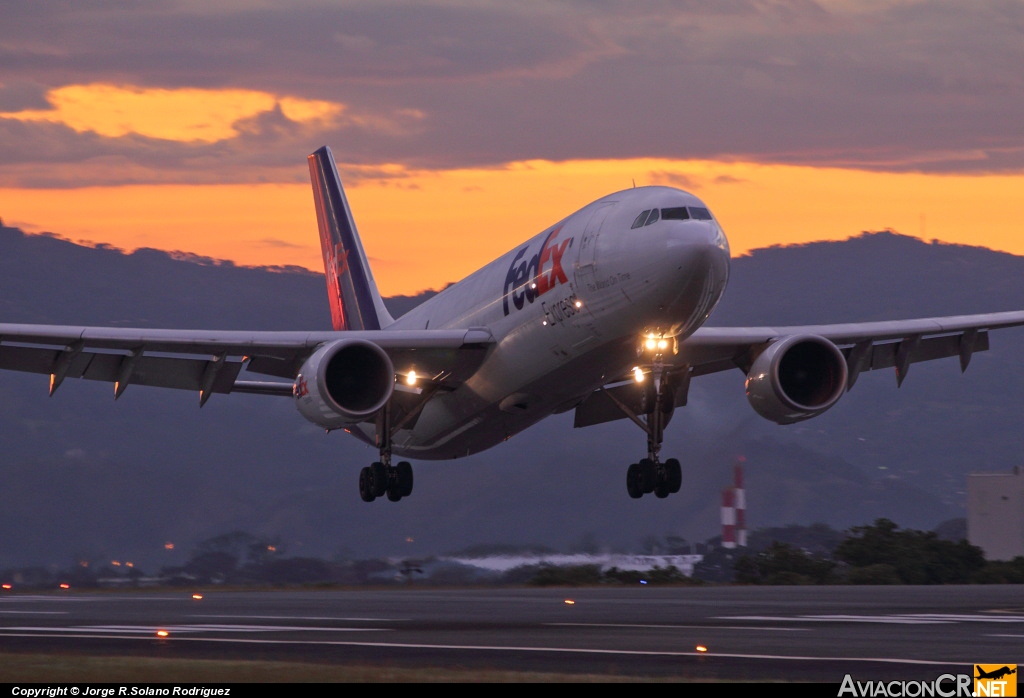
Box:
[1,584,11,590]
[156,629,169,638]
[541,320,548,326]
[192,593,203,600]
[564,599,575,605]
[59,583,70,590]
[164,542,174,550]
[633,367,645,383]
[644,335,669,352]
[574,300,583,309]
[695,645,708,653]
[405,370,418,386]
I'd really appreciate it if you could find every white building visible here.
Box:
[967,467,1024,560]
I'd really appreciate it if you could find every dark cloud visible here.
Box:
[0,79,51,111]
[2,0,1024,184]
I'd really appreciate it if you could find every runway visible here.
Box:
[1,585,1023,681]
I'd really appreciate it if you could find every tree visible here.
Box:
[834,519,985,584]
[734,542,836,585]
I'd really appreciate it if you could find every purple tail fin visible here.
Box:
[308,145,394,331]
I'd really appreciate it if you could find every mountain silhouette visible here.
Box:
[1,224,1021,570]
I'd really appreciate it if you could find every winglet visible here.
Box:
[308,146,394,331]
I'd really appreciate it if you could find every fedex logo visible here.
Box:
[502,226,573,316]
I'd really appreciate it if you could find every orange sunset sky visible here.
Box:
[2,2,1023,297]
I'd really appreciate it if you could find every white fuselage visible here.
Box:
[353,186,731,458]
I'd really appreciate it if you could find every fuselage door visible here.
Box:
[574,202,613,300]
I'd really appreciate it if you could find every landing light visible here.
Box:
[1,584,11,590]
[658,339,668,350]
[574,300,583,309]
[405,371,418,386]
[156,629,169,637]
[696,645,708,653]
[59,583,69,589]
[564,599,575,605]
[192,593,203,600]
[633,367,645,383]
[645,338,656,351]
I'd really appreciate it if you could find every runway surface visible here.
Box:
[1,585,1023,681]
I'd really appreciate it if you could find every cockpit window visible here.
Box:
[661,207,690,220]
[631,210,651,229]
[635,205,711,229]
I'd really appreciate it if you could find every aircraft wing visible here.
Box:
[0,323,495,403]
[680,310,1024,380]
[574,310,1024,428]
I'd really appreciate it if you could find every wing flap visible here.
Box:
[0,344,244,394]
[862,332,989,372]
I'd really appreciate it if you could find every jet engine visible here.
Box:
[293,338,394,429]
[744,334,848,425]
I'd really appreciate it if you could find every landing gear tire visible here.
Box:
[363,460,415,502]
[639,458,657,494]
[625,457,683,499]
[359,467,376,502]
[370,461,388,498]
[386,462,413,501]
[664,458,682,494]
[396,461,413,497]
[626,463,643,499]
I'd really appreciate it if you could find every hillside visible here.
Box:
[1,225,1021,570]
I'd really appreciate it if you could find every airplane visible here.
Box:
[2,144,1024,503]
[976,666,1017,680]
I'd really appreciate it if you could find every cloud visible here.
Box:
[0,84,343,143]
[647,171,699,190]
[0,0,1023,183]
[254,237,307,250]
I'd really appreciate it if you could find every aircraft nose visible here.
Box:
[665,219,730,271]
[656,219,731,335]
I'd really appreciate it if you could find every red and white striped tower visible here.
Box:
[734,458,747,547]
[721,487,736,549]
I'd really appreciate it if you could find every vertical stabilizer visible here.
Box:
[308,145,394,331]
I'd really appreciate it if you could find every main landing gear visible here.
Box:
[607,347,691,499]
[627,458,681,499]
[358,459,413,502]
[624,378,683,499]
[358,397,418,502]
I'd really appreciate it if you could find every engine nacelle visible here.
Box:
[745,334,848,425]
[293,338,394,429]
